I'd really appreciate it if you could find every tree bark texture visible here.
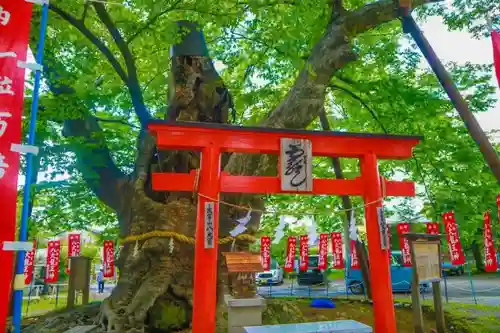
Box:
[471,241,485,272]
[29,1,443,332]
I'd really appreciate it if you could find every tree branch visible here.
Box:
[225,0,441,201]
[81,1,90,23]
[41,52,128,211]
[330,84,388,133]
[62,115,129,212]
[95,116,140,129]
[49,3,128,83]
[329,0,347,23]
[92,2,150,126]
[341,0,442,36]
[260,0,442,131]
[318,110,352,220]
[126,0,183,45]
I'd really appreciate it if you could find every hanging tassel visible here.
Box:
[169,238,174,254]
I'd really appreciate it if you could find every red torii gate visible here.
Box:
[149,121,421,333]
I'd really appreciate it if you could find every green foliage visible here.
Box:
[24,0,499,253]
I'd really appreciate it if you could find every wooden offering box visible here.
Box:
[223,252,263,299]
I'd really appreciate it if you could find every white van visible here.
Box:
[256,258,284,285]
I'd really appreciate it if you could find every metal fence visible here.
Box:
[21,271,500,317]
[22,282,116,317]
[256,273,500,307]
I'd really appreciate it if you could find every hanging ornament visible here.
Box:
[349,211,360,269]
[273,216,287,244]
[307,216,318,246]
[349,210,358,241]
[133,240,139,257]
[229,210,253,237]
[169,238,174,254]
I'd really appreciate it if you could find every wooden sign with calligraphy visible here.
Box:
[204,202,215,249]
[377,207,389,250]
[280,138,313,192]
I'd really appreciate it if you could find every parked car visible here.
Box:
[296,255,325,286]
[256,258,284,285]
[441,253,464,276]
[441,262,464,276]
[346,251,431,295]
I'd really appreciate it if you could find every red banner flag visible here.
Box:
[0,1,34,327]
[103,240,115,278]
[45,240,61,283]
[67,234,81,273]
[24,240,36,285]
[443,211,465,265]
[260,236,271,271]
[492,31,500,88]
[397,223,412,267]
[483,211,498,272]
[350,240,360,269]
[496,194,500,223]
[318,233,329,271]
[68,234,81,257]
[284,236,296,273]
[331,232,344,269]
[299,235,309,272]
[426,222,440,235]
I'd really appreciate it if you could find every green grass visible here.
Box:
[265,298,436,333]
[394,297,500,333]
[327,269,345,280]
[22,292,103,317]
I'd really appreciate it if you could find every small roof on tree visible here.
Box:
[222,252,263,273]
[171,21,210,57]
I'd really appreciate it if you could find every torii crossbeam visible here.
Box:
[149,121,422,333]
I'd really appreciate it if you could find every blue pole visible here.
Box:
[464,251,478,305]
[12,5,49,332]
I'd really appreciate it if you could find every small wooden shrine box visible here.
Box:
[222,252,263,299]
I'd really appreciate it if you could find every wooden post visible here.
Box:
[405,233,445,333]
[403,15,500,183]
[432,281,445,333]
[409,244,425,333]
[67,256,91,309]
